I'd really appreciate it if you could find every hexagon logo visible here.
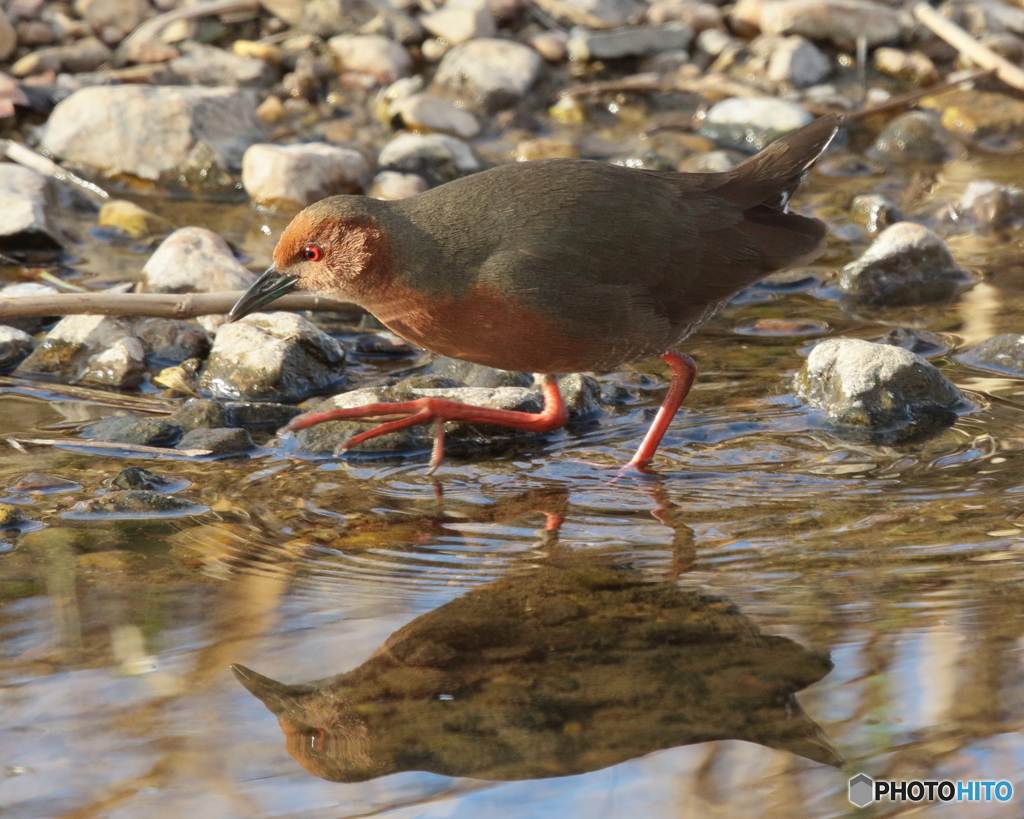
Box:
[849,773,874,807]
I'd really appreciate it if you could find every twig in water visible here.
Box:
[0,139,109,203]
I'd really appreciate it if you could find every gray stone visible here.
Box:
[698,96,813,153]
[560,0,644,27]
[259,0,378,37]
[65,490,206,519]
[224,401,303,429]
[391,93,481,139]
[421,5,496,44]
[956,333,1024,376]
[369,171,430,199]
[134,318,211,364]
[795,338,964,441]
[11,37,113,77]
[169,398,228,432]
[0,165,62,253]
[18,314,146,388]
[169,42,279,87]
[567,23,693,61]
[242,143,370,210]
[329,34,412,85]
[435,38,543,109]
[41,86,264,183]
[199,312,346,403]
[758,0,901,50]
[944,0,1024,37]
[0,503,28,531]
[839,222,969,306]
[869,111,956,164]
[766,35,831,86]
[377,133,479,186]
[0,325,34,371]
[176,427,254,454]
[957,181,1024,231]
[82,415,183,446]
[112,466,181,492]
[849,194,903,233]
[427,356,534,388]
[879,327,949,358]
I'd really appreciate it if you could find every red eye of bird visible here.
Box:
[302,244,323,262]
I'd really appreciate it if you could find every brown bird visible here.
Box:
[230,114,839,472]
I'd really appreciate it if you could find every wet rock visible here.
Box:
[176,427,254,455]
[838,222,969,306]
[421,5,496,44]
[351,331,416,357]
[515,137,577,160]
[698,97,813,153]
[152,359,202,397]
[529,30,569,61]
[0,9,15,62]
[550,372,603,419]
[869,111,956,164]
[11,37,113,77]
[368,170,429,199]
[0,503,28,530]
[82,414,183,446]
[921,89,1024,144]
[849,194,904,233]
[260,0,378,38]
[65,490,207,519]
[18,315,146,388]
[427,356,534,388]
[0,165,62,254]
[169,398,228,431]
[795,338,964,441]
[956,334,1024,376]
[134,318,211,365]
[41,86,264,183]
[879,327,949,358]
[169,42,279,87]
[242,143,370,210]
[874,47,938,86]
[567,24,693,61]
[956,181,1024,231]
[435,38,543,110]
[561,0,645,27]
[0,325,34,371]
[112,466,181,492]
[377,133,479,186]
[98,200,175,239]
[199,312,346,403]
[391,94,481,139]
[757,0,901,49]
[766,35,830,86]
[224,401,303,429]
[8,473,80,493]
[293,386,419,454]
[0,282,58,334]
[329,34,412,85]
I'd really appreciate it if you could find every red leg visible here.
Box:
[284,375,569,468]
[626,350,696,471]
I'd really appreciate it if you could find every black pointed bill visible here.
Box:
[228,266,299,322]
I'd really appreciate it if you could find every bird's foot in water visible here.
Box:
[284,375,568,474]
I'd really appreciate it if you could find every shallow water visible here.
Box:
[4,132,1024,818]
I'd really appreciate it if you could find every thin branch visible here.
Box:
[5,436,214,457]
[0,139,110,203]
[913,2,1024,92]
[0,291,361,320]
[117,0,261,64]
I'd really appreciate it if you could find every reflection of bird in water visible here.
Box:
[234,554,841,783]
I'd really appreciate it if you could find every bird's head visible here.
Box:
[228,196,392,322]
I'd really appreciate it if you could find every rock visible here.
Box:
[11,37,113,77]
[259,0,378,38]
[18,21,56,48]
[176,427,254,454]
[41,86,264,184]
[169,398,228,431]
[169,42,279,87]
[0,10,15,62]
[74,0,150,39]
[18,315,146,388]
[0,325,34,371]
[648,0,723,30]
[874,47,938,86]
[65,490,207,519]
[559,0,644,27]
[920,89,1024,144]
[199,312,346,403]
[868,110,956,164]
[956,181,1024,231]
[435,38,543,110]
[142,227,254,296]
[567,23,693,61]
[697,97,813,153]
[377,132,479,186]
[391,93,481,139]
[421,5,496,44]
[944,0,1024,37]
[368,170,429,199]
[0,165,63,254]
[766,35,831,86]
[329,34,412,85]
[529,30,569,61]
[426,356,534,387]
[838,222,969,306]
[795,338,964,441]
[0,503,28,531]
[421,38,453,62]
[0,282,58,334]
[515,137,578,161]
[757,0,901,49]
[849,194,903,233]
[98,200,175,239]
[134,318,211,364]
[879,327,949,358]
[8,473,80,493]
[956,334,1024,376]
[82,414,183,446]
[223,401,303,429]
[242,143,370,210]
[112,466,182,492]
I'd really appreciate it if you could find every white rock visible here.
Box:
[421,5,496,44]
[560,0,644,27]
[392,93,480,138]
[758,0,901,49]
[766,35,831,86]
[17,315,146,388]
[329,34,411,85]
[435,38,543,108]
[368,170,429,199]
[568,23,693,60]
[378,132,479,185]
[242,143,370,209]
[0,164,62,252]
